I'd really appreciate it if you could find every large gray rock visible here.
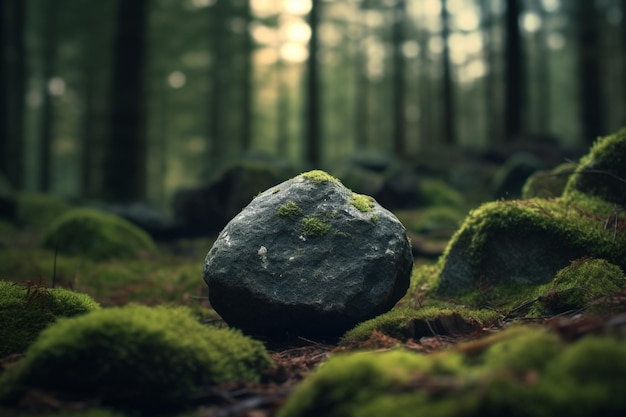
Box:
[203,170,413,339]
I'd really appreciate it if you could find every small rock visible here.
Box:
[203,170,413,339]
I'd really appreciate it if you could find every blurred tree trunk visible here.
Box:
[576,1,605,143]
[305,0,321,166]
[354,1,369,149]
[480,0,498,145]
[0,0,25,188]
[391,0,406,156]
[39,1,58,192]
[103,0,147,201]
[533,0,550,135]
[441,0,455,145]
[504,0,524,141]
[240,0,252,152]
[209,0,227,162]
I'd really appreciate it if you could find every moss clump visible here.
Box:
[340,307,490,346]
[43,208,156,260]
[350,192,375,212]
[300,170,339,183]
[522,162,576,199]
[563,127,626,207]
[0,305,272,409]
[0,280,100,357]
[301,216,331,237]
[15,192,71,230]
[436,198,626,297]
[279,325,626,417]
[277,201,303,217]
[530,258,625,316]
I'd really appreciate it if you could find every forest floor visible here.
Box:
[2,228,626,417]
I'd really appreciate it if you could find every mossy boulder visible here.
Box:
[43,208,156,260]
[340,306,489,346]
[0,280,100,357]
[563,127,626,207]
[0,305,272,410]
[491,152,543,199]
[278,325,626,417]
[522,162,577,199]
[436,199,625,297]
[15,192,72,230]
[530,258,625,316]
[204,170,413,339]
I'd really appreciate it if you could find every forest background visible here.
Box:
[1,0,625,208]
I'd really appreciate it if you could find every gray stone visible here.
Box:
[203,170,413,339]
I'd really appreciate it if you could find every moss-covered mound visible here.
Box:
[278,326,626,417]
[530,258,625,316]
[563,127,626,207]
[43,209,156,260]
[0,280,100,357]
[340,306,491,346]
[0,305,272,410]
[436,198,625,297]
[15,192,72,230]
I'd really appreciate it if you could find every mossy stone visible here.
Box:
[530,258,625,316]
[43,208,156,260]
[0,280,100,357]
[522,162,577,199]
[437,198,626,297]
[563,127,626,207]
[0,305,272,409]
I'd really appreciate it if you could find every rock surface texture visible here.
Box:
[203,170,413,338]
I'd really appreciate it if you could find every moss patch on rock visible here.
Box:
[0,305,272,410]
[277,201,303,217]
[0,280,100,357]
[522,162,576,199]
[350,192,375,212]
[300,170,339,183]
[530,258,625,316]
[278,325,626,417]
[563,127,626,207]
[301,216,331,237]
[43,209,156,260]
[340,306,492,346]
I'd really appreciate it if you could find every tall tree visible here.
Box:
[103,0,148,201]
[441,0,455,145]
[209,0,227,162]
[305,0,321,166]
[353,0,370,149]
[576,1,604,143]
[532,0,550,135]
[0,0,25,188]
[391,0,406,156]
[504,0,524,140]
[480,0,499,145]
[240,0,253,152]
[39,1,59,192]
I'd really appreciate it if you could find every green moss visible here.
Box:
[350,192,375,212]
[436,198,626,296]
[301,216,331,237]
[277,201,303,217]
[340,306,492,346]
[530,258,625,316]
[563,128,626,207]
[15,192,71,230]
[300,170,339,183]
[43,208,156,260]
[420,179,464,208]
[0,280,100,357]
[279,325,626,417]
[0,305,272,409]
